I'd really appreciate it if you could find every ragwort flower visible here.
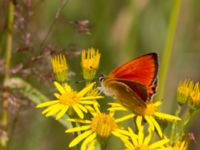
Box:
[177,80,194,105]
[36,82,103,120]
[108,102,181,137]
[122,117,169,150]
[51,54,68,83]
[65,107,134,150]
[166,134,191,150]
[189,82,200,109]
[81,48,101,80]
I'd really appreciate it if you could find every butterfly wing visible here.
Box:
[109,53,158,86]
[108,53,158,100]
[102,78,146,110]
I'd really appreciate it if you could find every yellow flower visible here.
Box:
[65,107,134,150]
[122,118,169,150]
[177,80,194,105]
[189,82,200,109]
[166,134,191,150]
[108,102,181,137]
[36,82,103,120]
[172,136,190,150]
[81,48,101,80]
[51,54,68,83]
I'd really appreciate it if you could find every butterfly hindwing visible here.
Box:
[104,79,146,109]
[115,79,148,101]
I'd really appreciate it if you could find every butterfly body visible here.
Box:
[99,53,158,112]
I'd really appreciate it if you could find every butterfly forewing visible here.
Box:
[109,53,158,87]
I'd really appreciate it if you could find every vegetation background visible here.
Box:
[0,0,200,149]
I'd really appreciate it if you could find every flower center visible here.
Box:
[135,102,156,116]
[91,113,117,138]
[135,144,150,150]
[59,91,80,106]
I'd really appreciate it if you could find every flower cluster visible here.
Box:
[177,80,200,109]
[36,49,197,150]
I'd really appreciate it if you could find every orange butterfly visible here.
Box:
[99,53,158,112]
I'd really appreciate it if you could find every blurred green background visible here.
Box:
[0,0,200,149]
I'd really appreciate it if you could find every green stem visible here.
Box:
[170,104,181,143]
[177,109,190,139]
[99,137,108,150]
[4,1,14,78]
[174,107,194,142]
[7,107,21,150]
[156,0,181,100]
[0,1,15,149]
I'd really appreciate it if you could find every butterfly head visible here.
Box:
[98,74,105,82]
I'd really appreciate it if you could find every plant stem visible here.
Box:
[170,104,181,143]
[156,0,181,100]
[177,109,194,138]
[0,1,15,149]
[99,137,107,150]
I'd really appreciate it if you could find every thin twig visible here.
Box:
[39,0,69,49]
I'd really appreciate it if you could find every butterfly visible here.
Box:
[99,53,158,112]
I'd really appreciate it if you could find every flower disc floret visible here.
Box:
[59,91,80,106]
[91,113,118,138]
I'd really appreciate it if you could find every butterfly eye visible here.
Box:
[99,74,105,82]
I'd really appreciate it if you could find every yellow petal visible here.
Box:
[54,93,60,99]
[87,140,96,150]
[41,103,60,115]
[108,102,123,107]
[54,81,66,94]
[143,129,152,145]
[73,105,84,119]
[144,116,155,131]
[149,138,169,149]
[78,82,95,97]
[124,139,135,150]
[46,104,64,117]
[81,133,96,150]
[138,129,144,145]
[55,106,69,120]
[114,129,130,136]
[80,101,97,104]
[127,127,138,145]
[36,100,59,108]
[64,83,71,92]
[108,107,127,112]
[136,116,143,130]
[65,125,91,133]
[112,131,129,140]
[154,112,181,122]
[154,101,162,107]
[77,104,88,113]
[67,118,91,124]
[80,96,103,100]
[115,114,135,123]
[69,130,93,147]
[84,106,98,116]
[150,116,163,137]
